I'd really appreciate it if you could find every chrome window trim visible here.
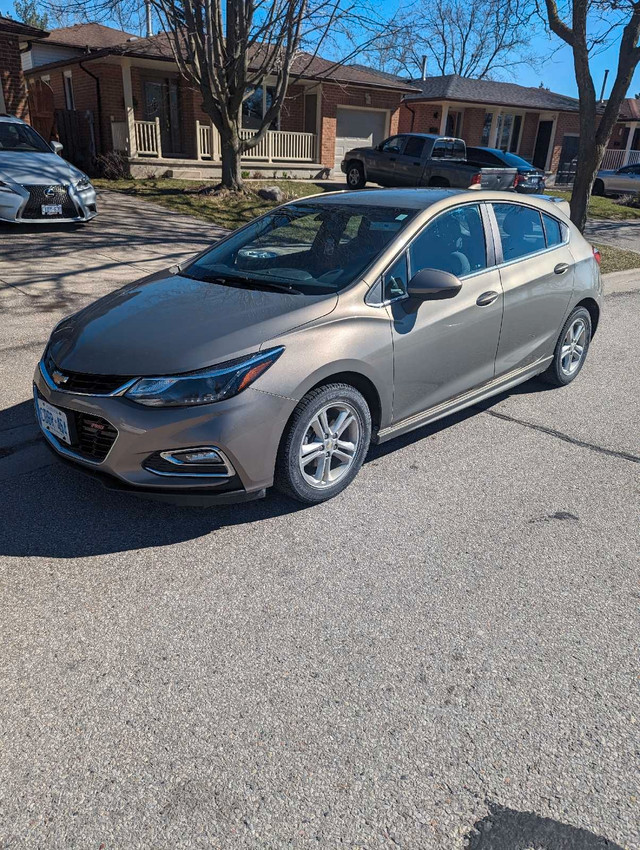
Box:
[39,358,138,397]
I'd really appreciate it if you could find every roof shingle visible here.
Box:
[0,14,48,38]
[45,21,135,48]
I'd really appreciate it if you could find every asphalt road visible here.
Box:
[1,193,638,850]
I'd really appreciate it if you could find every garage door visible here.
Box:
[335,108,387,168]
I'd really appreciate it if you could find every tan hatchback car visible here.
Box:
[35,189,603,505]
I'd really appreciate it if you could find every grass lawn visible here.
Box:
[93,178,327,229]
[594,243,640,274]
[547,189,640,221]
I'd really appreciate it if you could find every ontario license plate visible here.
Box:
[42,204,63,216]
[35,396,71,444]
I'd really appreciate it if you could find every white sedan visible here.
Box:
[0,114,97,224]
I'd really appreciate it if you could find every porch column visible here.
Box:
[121,59,137,157]
[623,121,639,165]
[439,104,449,135]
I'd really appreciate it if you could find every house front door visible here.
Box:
[533,120,553,170]
[144,78,182,157]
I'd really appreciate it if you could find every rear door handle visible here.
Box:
[554,262,569,275]
[476,291,499,306]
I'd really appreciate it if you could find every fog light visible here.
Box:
[160,447,224,465]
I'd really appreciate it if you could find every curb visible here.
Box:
[602,268,640,295]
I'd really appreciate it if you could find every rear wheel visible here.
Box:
[542,306,592,387]
[345,161,366,189]
[274,383,371,504]
[592,178,605,196]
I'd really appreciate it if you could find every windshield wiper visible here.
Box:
[189,272,301,294]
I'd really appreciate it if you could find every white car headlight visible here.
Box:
[0,180,17,194]
[125,347,284,407]
[74,176,93,191]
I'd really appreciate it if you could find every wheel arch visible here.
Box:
[306,371,382,433]
[575,297,600,337]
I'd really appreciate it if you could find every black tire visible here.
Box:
[592,178,605,196]
[542,306,592,388]
[345,161,366,189]
[274,383,372,504]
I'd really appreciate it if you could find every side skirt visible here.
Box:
[374,356,552,444]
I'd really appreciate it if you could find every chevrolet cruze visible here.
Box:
[34,189,602,504]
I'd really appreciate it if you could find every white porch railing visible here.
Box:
[601,148,640,170]
[196,121,316,163]
[134,118,162,157]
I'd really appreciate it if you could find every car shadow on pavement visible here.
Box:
[1,375,549,559]
[466,802,625,849]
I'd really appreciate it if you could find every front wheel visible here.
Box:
[542,306,592,387]
[274,383,371,504]
[345,161,366,189]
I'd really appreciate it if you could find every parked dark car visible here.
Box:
[466,147,546,194]
[341,134,517,191]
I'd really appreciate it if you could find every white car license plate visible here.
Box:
[36,396,71,444]
[42,204,63,216]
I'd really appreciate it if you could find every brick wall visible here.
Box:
[0,32,30,120]
[519,112,540,161]
[461,107,486,146]
[399,102,441,134]
[319,83,405,169]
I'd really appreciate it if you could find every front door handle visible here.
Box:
[554,262,569,275]
[476,290,499,306]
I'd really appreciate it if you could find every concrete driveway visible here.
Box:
[1,192,638,850]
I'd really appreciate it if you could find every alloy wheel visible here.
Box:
[298,402,360,489]
[348,167,361,187]
[560,318,587,376]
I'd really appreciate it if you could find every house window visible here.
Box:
[481,113,493,146]
[242,85,278,130]
[494,112,524,152]
[63,72,75,110]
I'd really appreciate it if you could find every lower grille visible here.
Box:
[21,184,78,220]
[76,413,118,461]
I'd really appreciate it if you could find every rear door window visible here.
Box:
[403,137,426,158]
[493,203,545,262]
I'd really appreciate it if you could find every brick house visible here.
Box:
[399,75,640,180]
[20,22,417,177]
[0,14,47,121]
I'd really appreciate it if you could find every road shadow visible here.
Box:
[0,373,552,559]
[466,802,625,849]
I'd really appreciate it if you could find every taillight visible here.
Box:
[513,173,524,188]
[470,172,482,187]
[592,247,601,265]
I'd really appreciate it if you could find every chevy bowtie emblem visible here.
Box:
[52,370,69,386]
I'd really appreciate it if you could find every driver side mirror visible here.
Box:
[50,140,63,154]
[407,267,462,300]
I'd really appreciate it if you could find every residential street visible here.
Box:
[1,192,638,850]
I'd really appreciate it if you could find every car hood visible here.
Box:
[0,151,82,186]
[48,270,338,376]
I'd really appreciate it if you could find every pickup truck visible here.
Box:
[341,133,517,191]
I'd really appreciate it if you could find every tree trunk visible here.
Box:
[570,139,607,233]
[220,130,243,191]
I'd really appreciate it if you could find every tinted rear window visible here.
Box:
[404,137,426,158]
[493,203,545,261]
[542,213,564,247]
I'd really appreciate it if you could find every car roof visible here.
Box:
[292,187,465,209]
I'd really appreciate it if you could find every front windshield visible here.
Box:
[184,202,418,294]
[0,122,52,153]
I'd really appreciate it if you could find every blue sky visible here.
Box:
[2,0,639,100]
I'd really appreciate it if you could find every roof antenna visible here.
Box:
[421,55,428,80]
[598,69,609,104]
[145,0,153,37]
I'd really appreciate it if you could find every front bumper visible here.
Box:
[0,183,97,223]
[33,360,296,501]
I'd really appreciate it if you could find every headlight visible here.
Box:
[125,347,284,407]
[75,176,93,191]
[0,181,17,194]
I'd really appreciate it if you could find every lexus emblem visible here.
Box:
[44,186,57,198]
[52,370,69,386]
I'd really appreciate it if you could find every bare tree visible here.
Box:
[362,0,538,79]
[539,0,640,230]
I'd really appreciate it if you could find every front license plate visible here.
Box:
[35,396,71,444]
[41,204,63,216]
